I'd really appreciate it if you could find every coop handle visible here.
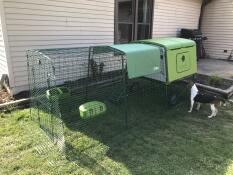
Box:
[170,45,194,50]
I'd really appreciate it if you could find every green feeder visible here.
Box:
[46,87,71,102]
[79,101,107,119]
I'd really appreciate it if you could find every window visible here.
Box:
[115,0,153,44]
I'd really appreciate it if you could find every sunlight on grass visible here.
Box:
[225,160,233,175]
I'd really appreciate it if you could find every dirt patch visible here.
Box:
[196,74,233,90]
[0,89,14,104]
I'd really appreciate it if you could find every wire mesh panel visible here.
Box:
[27,50,65,151]
[27,46,127,151]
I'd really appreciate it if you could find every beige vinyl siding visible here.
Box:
[202,0,233,60]
[3,0,114,94]
[153,0,202,37]
[0,15,8,77]
[2,0,202,94]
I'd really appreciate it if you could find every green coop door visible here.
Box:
[176,52,191,73]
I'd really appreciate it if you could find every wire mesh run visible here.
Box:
[27,46,127,151]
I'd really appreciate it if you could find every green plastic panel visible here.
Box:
[136,38,197,83]
[176,52,191,73]
[111,44,160,79]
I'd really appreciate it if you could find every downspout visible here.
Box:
[198,0,214,30]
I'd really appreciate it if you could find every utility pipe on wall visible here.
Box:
[198,0,214,30]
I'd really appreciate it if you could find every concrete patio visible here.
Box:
[198,59,233,80]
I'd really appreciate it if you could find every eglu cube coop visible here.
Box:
[137,37,197,83]
[27,38,197,151]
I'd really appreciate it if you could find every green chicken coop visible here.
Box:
[27,37,197,152]
[136,37,197,84]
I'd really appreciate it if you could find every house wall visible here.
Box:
[1,0,202,94]
[2,0,115,94]
[153,0,202,37]
[0,8,8,77]
[201,0,233,60]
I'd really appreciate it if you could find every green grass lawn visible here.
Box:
[1,92,233,175]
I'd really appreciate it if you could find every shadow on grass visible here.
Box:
[64,89,233,174]
[45,80,233,175]
[65,142,112,174]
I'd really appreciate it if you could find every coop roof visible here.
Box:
[111,43,161,79]
[137,37,195,50]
